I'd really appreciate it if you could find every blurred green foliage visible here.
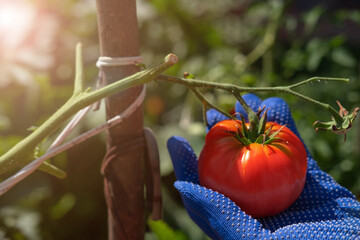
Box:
[0,0,360,239]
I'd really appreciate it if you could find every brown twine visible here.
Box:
[101,136,145,238]
[101,136,145,175]
[143,128,162,220]
[101,129,162,237]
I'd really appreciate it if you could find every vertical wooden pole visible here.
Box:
[96,0,145,239]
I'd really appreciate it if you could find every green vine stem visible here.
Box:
[0,43,178,180]
[190,88,233,126]
[156,75,351,128]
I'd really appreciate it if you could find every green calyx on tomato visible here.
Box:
[198,111,307,218]
[231,106,287,146]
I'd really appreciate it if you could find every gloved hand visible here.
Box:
[167,94,360,240]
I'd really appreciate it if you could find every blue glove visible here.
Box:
[167,94,360,240]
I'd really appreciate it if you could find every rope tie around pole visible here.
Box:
[96,56,143,68]
[97,55,162,221]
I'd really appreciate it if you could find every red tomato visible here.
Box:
[198,119,307,218]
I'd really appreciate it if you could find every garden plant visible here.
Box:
[0,0,360,239]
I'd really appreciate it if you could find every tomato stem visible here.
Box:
[156,75,355,136]
[231,90,273,143]
[185,76,234,126]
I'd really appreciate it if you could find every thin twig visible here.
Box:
[156,74,348,124]
[288,77,349,89]
[190,88,233,122]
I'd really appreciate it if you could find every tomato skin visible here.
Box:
[198,120,307,218]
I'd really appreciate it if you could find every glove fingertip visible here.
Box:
[167,136,200,183]
[167,135,187,148]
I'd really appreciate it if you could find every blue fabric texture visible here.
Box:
[167,94,360,240]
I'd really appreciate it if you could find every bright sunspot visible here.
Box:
[0,0,36,49]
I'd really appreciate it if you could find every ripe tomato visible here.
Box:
[198,119,307,218]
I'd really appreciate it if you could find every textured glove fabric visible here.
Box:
[167,94,360,240]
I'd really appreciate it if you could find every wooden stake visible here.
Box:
[96,0,145,239]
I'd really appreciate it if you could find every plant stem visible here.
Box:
[156,75,348,125]
[73,43,85,95]
[278,88,344,124]
[189,88,233,125]
[287,76,349,89]
[0,45,177,180]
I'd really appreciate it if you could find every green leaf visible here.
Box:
[148,219,189,240]
[331,47,356,68]
[302,6,324,36]
[330,35,345,48]
[50,193,76,220]
[306,38,329,71]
